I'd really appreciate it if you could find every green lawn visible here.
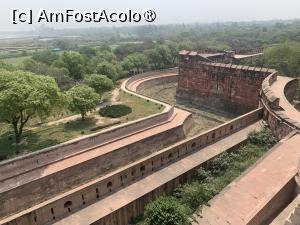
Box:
[118,90,164,122]
[0,118,100,158]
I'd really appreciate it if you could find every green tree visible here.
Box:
[146,45,172,69]
[166,41,179,64]
[0,61,16,71]
[22,59,73,90]
[66,84,99,120]
[86,51,118,74]
[114,43,143,59]
[96,43,112,52]
[96,50,117,63]
[32,50,59,65]
[95,61,119,80]
[263,43,300,77]
[121,53,149,75]
[84,74,113,95]
[121,57,135,75]
[79,46,97,57]
[0,69,61,143]
[144,197,190,225]
[54,51,85,81]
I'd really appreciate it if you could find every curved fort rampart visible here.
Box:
[261,73,300,139]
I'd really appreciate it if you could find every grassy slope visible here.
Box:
[119,91,164,122]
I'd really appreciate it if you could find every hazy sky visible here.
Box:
[1,0,300,32]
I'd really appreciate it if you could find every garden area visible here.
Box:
[0,88,163,160]
[133,128,278,225]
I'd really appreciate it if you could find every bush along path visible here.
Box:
[99,104,132,118]
[133,128,278,225]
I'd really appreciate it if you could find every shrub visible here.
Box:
[207,152,232,175]
[99,104,132,118]
[174,182,217,210]
[248,128,277,148]
[192,167,213,182]
[144,197,190,225]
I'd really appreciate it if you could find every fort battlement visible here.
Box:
[177,51,276,114]
[261,73,300,139]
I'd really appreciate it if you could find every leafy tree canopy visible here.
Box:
[22,59,73,90]
[0,61,17,71]
[0,69,61,143]
[95,61,119,81]
[66,84,99,119]
[32,50,59,65]
[121,53,149,74]
[53,51,85,81]
[84,74,113,95]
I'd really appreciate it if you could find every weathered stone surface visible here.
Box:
[177,52,273,114]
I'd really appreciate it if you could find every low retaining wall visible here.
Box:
[125,68,178,90]
[261,73,299,139]
[135,75,178,93]
[0,120,187,220]
[1,108,262,225]
[0,109,174,182]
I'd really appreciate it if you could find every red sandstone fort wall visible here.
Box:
[260,73,299,139]
[0,107,176,182]
[1,108,262,225]
[177,54,274,114]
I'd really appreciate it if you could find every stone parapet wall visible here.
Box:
[0,108,262,225]
[135,75,178,93]
[261,74,300,139]
[125,68,178,89]
[0,108,174,182]
[261,72,280,109]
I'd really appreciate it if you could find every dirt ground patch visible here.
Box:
[138,82,234,137]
